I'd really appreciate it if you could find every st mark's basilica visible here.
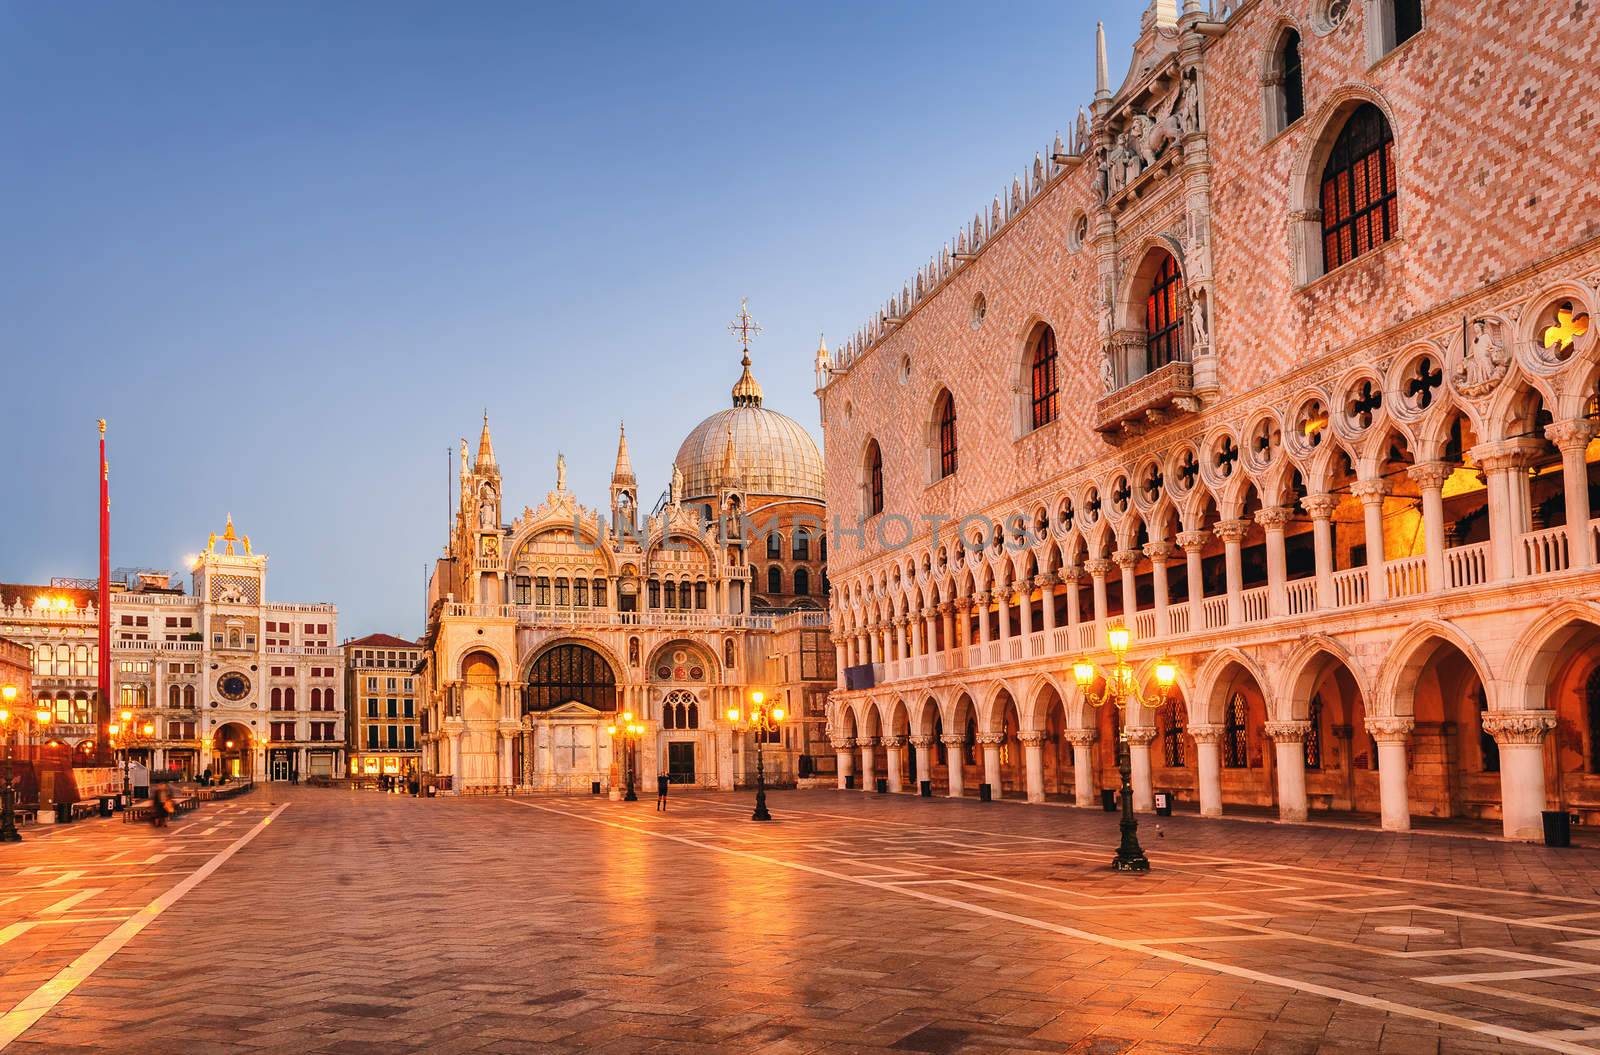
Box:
[418,312,834,793]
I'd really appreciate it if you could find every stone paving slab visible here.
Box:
[0,788,1597,1053]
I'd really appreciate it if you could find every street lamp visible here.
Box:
[726,689,784,822]
[0,685,21,843]
[605,712,645,802]
[1072,626,1177,873]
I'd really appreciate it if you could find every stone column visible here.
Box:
[894,618,908,663]
[908,614,923,659]
[1481,711,1558,840]
[954,598,972,655]
[1039,574,1058,635]
[1213,519,1250,624]
[1113,549,1141,623]
[1547,420,1598,567]
[499,729,514,788]
[995,588,1011,644]
[1298,494,1340,608]
[910,734,935,788]
[1474,439,1543,580]
[1407,462,1453,591]
[1124,724,1156,812]
[1019,731,1046,803]
[941,603,956,658]
[978,732,1004,796]
[1065,729,1097,807]
[1084,559,1112,625]
[1064,566,1083,629]
[1177,530,1207,626]
[1255,507,1294,617]
[882,735,905,792]
[832,738,853,790]
[1264,720,1311,822]
[857,736,876,791]
[941,734,967,797]
[1017,581,1034,640]
[1144,542,1173,636]
[1365,717,1414,831]
[1351,480,1391,601]
[1188,724,1224,817]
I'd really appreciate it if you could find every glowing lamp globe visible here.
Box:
[0,685,16,704]
[750,690,765,705]
[1154,659,1177,689]
[1107,626,1131,655]
[726,707,741,723]
[772,707,785,722]
[1072,661,1095,688]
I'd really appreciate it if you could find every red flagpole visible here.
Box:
[97,420,112,766]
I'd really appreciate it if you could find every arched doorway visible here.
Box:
[523,643,619,792]
[1285,648,1371,816]
[457,651,503,788]
[1203,660,1274,809]
[213,722,253,781]
[644,641,713,788]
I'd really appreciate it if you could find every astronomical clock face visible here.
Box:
[216,672,251,701]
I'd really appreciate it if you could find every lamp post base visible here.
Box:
[751,787,771,822]
[1111,850,1149,871]
[0,787,20,843]
[623,787,638,803]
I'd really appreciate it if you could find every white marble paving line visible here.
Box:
[0,802,289,1052]
[514,799,1600,1055]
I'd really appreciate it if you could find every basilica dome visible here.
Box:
[674,353,825,503]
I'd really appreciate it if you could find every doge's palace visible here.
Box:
[819,0,1600,839]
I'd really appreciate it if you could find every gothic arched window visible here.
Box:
[1145,251,1185,373]
[270,687,282,711]
[1279,30,1304,130]
[766,532,782,559]
[936,391,958,479]
[866,440,884,516]
[1320,103,1396,272]
[767,566,783,594]
[793,568,810,596]
[1223,692,1249,768]
[1030,325,1059,430]
[285,687,296,710]
[183,684,195,708]
[1304,694,1323,770]
[791,531,810,560]
[687,700,699,729]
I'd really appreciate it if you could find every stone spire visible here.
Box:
[1095,21,1110,101]
[611,421,635,484]
[475,410,496,470]
[721,423,738,479]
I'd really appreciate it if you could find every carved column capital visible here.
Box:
[1350,479,1391,504]
[1253,506,1295,532]
[1213,518,1251,544]
[1123,726,1158,746]
[1063,728,1098,747]
[909,735,938,748]
[1111,548,1142,570]
[974,732,1007,747]
[1479,710,1557,746]
[880,735,906,749]
[1263,720,1311,743]
[1083,558,1115,578]
[1017,731,1047,746]
[1545,418,1600,452]
[1405,461,1455,492]
[940,734,967,747]
[830,739,853,752]
[1364,716,1415,743]
[1469,438,1544,473]
[1300,493,1341,519]
[1187,723,1225,744]
[1176,530,1210,551]
[1062,564,1085,582]
[1142,541,1175,562]
[853,736,878,748]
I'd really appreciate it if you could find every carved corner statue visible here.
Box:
[556,452,567,493]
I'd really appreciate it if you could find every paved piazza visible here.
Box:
[0,791,1597,1053]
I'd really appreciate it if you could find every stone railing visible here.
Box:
[1520,524,1571,576]
[1447,542,1490,589]
[1092,360,1196,440]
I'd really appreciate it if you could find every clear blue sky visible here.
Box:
[1,1,1141,638]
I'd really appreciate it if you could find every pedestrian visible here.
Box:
[656,773,669,812]
[200,767,212,787]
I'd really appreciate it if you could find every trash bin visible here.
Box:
[978,783,992,802]
[56,802,71,824]
[919,780,932,798]
[98,796,115,817]
[1101,788,1117,811]
[1153,791,1172,817]
[591,781,602,795]
[1543,810,1572,848]
[426,785,437,798]
[845,774,857,790]
[875,778,888,794]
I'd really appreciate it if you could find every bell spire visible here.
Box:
[475,410,496,469]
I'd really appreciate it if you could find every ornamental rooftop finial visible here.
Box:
[729,297,765,407]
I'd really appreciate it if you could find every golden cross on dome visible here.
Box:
[727,297,762,355]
